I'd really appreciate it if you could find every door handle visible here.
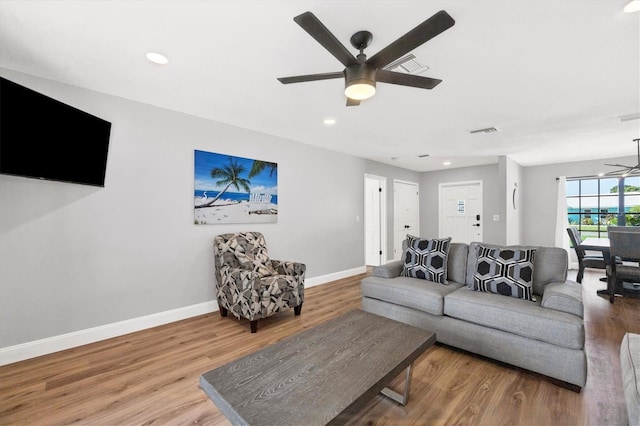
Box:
[404,225,410,229]
[472,224,480,227]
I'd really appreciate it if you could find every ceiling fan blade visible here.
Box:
[293,12,357,67]
[605,166,634,175]
[377,69,442,89]
[277,72,344,84]
[367,10,455,69]
[346,98,360,107]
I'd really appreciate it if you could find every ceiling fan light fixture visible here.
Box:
[344,64,377,100]
[344,81,376,100]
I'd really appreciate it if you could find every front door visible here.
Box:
[439,181,483,244]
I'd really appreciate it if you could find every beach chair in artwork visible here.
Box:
[248,193,272,214]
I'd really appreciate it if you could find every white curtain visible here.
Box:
[555,176,571,255]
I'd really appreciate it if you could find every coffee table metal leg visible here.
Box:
[380,364,413,406]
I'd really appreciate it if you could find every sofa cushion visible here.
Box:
[471,245,537,301]
[447,243,469,284]
[466,242,568,296]
[402,235,452,284]
[361,275,464,316]
[444,287,584,350]
[531,247,568,295]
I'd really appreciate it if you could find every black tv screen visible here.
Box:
[0,77,111,187]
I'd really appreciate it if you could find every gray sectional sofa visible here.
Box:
[361,241,587,390]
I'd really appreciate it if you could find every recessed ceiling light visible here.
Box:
[443,161,452,166]
[598,172,605,177]
[146,52,169,65]
[624,0,640,13]
[323,118,336,126]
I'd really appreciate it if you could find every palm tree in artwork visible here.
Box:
[249,160,277,178]
[198,157,251,208]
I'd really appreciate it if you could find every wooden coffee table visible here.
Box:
[199,309,436,425]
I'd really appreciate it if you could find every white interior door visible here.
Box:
[393,180,419,260]
[439,181,483,244]
[365,175,386,266]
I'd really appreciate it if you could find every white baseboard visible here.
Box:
[0,301,217,366]
[0,266,367,366]
[304,265,367,288]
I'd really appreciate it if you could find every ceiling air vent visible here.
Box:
[469,127,499,134]
[383,54,429,75]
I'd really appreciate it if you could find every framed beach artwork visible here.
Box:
[194,150,278,224]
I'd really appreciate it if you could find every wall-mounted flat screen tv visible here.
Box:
[0,77,111,187]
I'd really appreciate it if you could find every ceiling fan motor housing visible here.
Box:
[345,63,377,90]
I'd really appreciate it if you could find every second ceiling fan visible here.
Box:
[277,10,455,106]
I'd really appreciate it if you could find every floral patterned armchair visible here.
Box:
[213,232,305,333]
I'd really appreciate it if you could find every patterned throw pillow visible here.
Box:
[402,235,451,284]
[472,245,537,301]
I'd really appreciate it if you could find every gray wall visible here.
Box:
[0,69,366,348]
[522,155,637,247]
[419,163,504,244]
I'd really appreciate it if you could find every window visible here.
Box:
[567,176,640,239]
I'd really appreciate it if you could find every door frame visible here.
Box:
[364,174,387,266]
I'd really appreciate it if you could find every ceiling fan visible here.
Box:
[277,10,455,106]
[605,138,640,176]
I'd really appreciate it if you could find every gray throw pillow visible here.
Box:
[402,235,451,284]
[471,244,537,301]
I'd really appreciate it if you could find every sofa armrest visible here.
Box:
[540,280,583,318]
[372,260,404,278]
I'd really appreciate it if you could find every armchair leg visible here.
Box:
[220,306,228,317]
[576,265,584,284]
[250,320,258,333]
[294,303,303,316]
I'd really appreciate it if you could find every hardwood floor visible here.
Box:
[1,269,638,425]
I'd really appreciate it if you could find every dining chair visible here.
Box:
[567,226,607,283]
[606,226,640,303]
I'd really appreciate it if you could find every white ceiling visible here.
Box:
[1,0,638,172]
